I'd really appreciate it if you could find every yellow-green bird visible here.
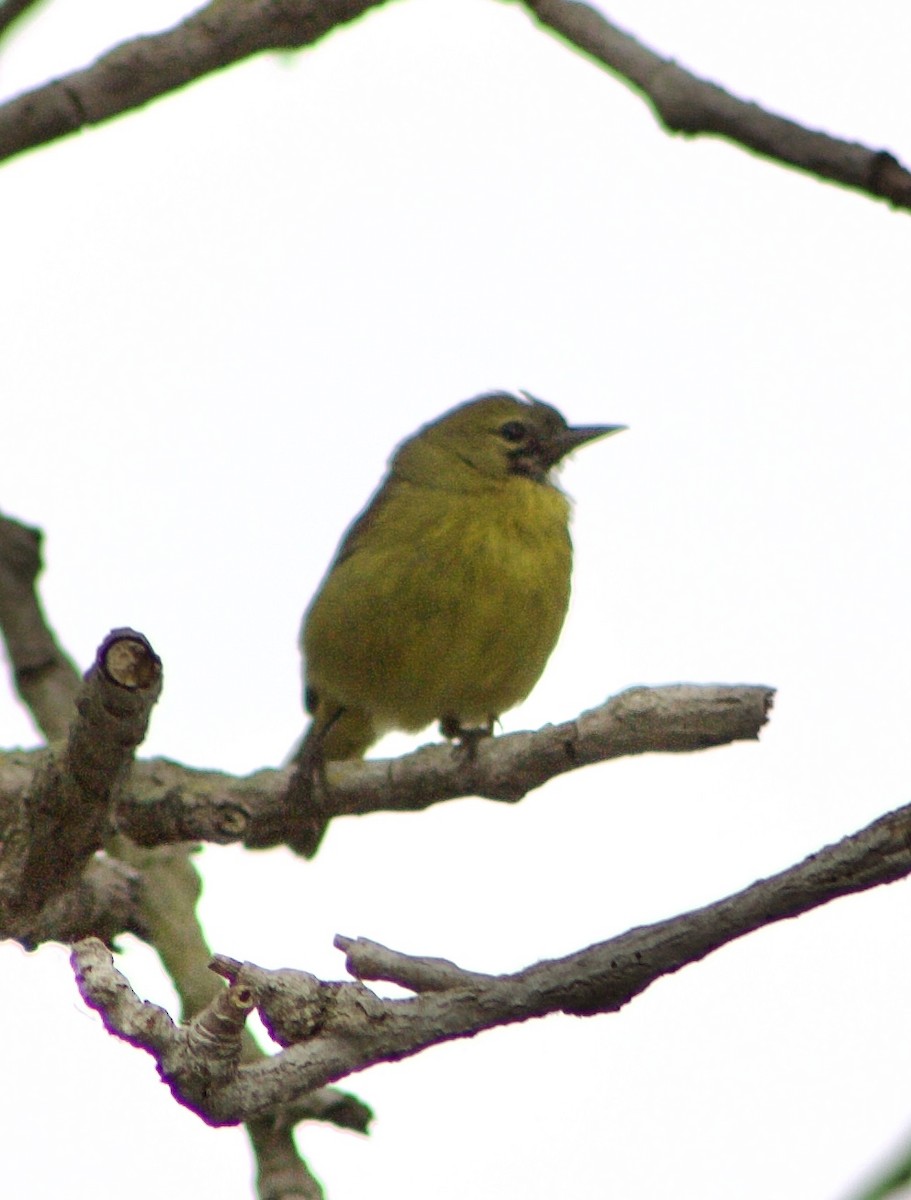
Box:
[287,390,624,855]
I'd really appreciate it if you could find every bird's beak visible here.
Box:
[552,423,627,463]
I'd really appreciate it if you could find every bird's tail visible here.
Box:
[284,735,330,858]
[284,705,376,858]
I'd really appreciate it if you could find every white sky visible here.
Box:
[2,1,911,1198]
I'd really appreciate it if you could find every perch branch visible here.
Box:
[116,682,774,852]
[521,0,911,211]
[73,794,911,1124]
[2,680,774,859]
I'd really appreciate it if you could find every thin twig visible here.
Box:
[0,0,45,42]
[0,0,389,164]
[521,0,911,211]
[0,514,81,740]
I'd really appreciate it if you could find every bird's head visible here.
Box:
[392,391,625,487]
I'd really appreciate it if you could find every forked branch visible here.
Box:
[73,793,911,1124]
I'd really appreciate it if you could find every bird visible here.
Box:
[285,390,625,855]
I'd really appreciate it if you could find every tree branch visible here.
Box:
[520,0,911,212]
[0,513,82,741]
[0,510,367,1192]
[0,0,389,164]
[112,682,774,852]
[1,676,774,861]
[0,514,774,865]
[15,854,146,949]
[72,794,911,1124]
[0,628,162,938]
[0,0,908,217]
[0,0,45,42]
[0,508,776,1191]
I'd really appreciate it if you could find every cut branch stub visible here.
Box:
[99,629,163,692]
[0,628,162,941]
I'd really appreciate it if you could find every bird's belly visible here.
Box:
[365,546,568,730]
[304,488,572,734]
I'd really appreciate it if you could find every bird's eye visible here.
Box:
[499,421,527,443]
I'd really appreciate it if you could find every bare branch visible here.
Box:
[0,0,45,42]
[0,515,775,886]
[0,628,162,937]
[73,935,254,1107]
[0,513,81,740]
[73,797,911,1124]
[336,936,496,993]
[74,936,178,1048]
[0,513,371,1190]
[246,1120,326,1200]
[0,0,907,217]
[269,1085,372,1133]
[113,682,774,852]
[0,508,775,1199]
[841,1132,911,1200]
[0,0,389,165]
[521,0,911,212]
[15,854,146,949]
[2,680,773,864]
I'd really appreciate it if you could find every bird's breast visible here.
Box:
[303,477,574,734]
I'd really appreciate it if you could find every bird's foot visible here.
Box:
[440,715,497,762]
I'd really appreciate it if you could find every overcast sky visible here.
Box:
[3,2,911,1198]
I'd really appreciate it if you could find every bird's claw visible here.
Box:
[440,715,496,762]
